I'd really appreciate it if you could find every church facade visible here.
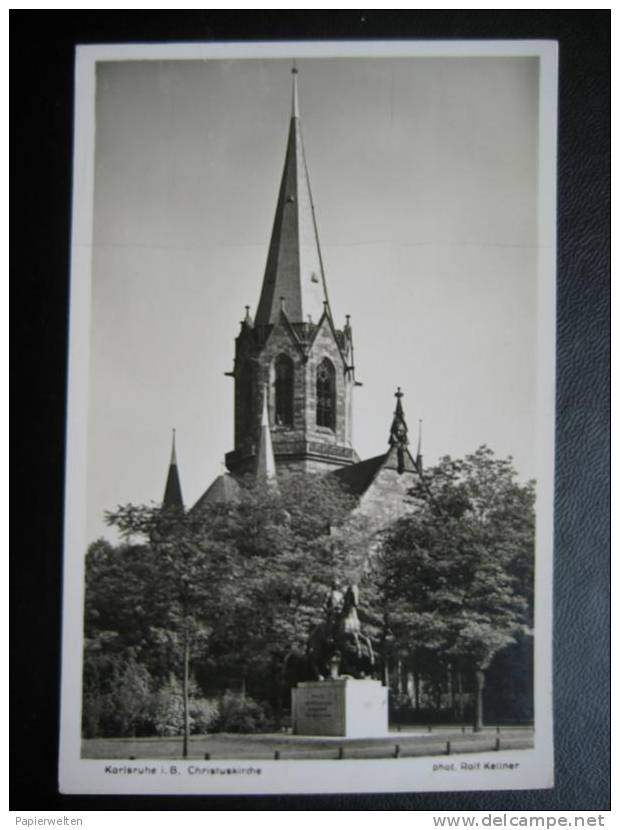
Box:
[166,69,423,526]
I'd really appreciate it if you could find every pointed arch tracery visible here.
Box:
[274,353,294,427]
[316,357,336,430]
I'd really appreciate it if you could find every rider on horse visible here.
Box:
[307,579,375,680]
[323,578,345,629]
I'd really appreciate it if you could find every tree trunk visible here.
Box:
[406,670,414,704]
[240,675,246,701]
[434,683,441,712]
[273,653,286,726]
[456,670,464,719]
[381,615,390,687]
[397,659,403,695]
[383,655,390,687]
[473,668,485,732]
[448,663,455,721]
[182,637,190,758]
[414,670,420,712]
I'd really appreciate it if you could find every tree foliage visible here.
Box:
[82,453,535,736]
[368,447,535,727]
[84,472,361,734]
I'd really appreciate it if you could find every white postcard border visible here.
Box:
[59,38,558,796]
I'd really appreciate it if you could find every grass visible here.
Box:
[82,726,534,761]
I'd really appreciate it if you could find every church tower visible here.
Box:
[225,69,360,477]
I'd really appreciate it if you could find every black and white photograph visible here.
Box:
[59,40,557,796]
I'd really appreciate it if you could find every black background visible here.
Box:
[11,10,610,811]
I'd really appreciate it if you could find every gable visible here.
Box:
[306,311,347,368]
[341,446,420,528]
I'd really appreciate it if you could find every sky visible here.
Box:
[87,55,540,543]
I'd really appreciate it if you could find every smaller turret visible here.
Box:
[389,388,409,475]
[255,383,277,484]
[163,428,184,510]
[416,419,423,474]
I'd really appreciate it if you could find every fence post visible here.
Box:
[274,750,280,760]
[394,744,401,759]
[204,752,210,760]
[338,746,344,760]
[446,741,451,755]
[495,737,501,751]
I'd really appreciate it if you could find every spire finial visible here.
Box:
[292,62,300,118]
[171,427,177,465]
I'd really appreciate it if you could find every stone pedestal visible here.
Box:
[292,679,388,738]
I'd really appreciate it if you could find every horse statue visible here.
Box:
[306,580,375,680]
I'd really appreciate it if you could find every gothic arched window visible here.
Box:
[274,354,294,427]
[316,358,336,430]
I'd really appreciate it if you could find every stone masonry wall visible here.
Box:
[228,313,356,474]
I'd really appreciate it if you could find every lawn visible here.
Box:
[82,726,534,761]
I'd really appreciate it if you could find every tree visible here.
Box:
[375,446,535,730]
[105,503,238,755]
[99,472,361,736]
[201,472,362,718]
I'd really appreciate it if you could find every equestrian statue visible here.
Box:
[306,578,376,680]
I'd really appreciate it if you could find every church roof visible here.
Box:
[191,473,241,512]
[254,69,330,327]
[163,429,184,510]
[331,389,421,501]
[331,454,386,496]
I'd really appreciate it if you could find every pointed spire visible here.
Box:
[292,63,300,118]
[416,419,424,473]
[254,67,330,326]
[170,428,177,465]
[256,384,277,484]
[163,429,184,510]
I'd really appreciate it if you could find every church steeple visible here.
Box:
[254,67,330,326]
[163,429,184,509]
[226,68,359,478]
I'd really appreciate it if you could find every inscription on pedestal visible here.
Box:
[293,679,388,738]
[294,682,345,736]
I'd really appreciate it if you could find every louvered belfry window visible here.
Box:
[316,358,336,429]
[274,354,294,427]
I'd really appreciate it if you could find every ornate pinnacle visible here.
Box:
[389,387,409,449]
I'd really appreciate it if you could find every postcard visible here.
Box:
[59,39,557,795]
